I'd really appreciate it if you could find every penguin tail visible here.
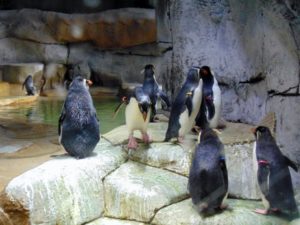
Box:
[164,132,171,142]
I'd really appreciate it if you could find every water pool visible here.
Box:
[0,96,125,134]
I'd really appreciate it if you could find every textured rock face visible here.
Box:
[104,161,189,222]
[152,199,288,225]
[87,217,147,225]
[0,8,156,49]
[158,0,300,185]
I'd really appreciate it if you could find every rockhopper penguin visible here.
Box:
[195,66,221,129]
[164,67,202,142]
[188,128,228,215]
[252,126,299,218]
[142,64,170,121]
[114,86,152,150]
[22,75,36,96]
[59,76,100,159]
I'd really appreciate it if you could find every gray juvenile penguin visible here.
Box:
[252,126,299,219]
[188,128,228,215]
[59,76,99,159]
[22,75,35,95]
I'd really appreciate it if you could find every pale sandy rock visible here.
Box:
[103,161,189,222]
[0,140,127,225]
[87,217,148,225]
[152,198,289,225]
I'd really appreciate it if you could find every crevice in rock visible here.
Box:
[268,85,300,97]
[101,215,148,224]
[239,72,266,84]
[148,196,190,224]
[0,36,66,47]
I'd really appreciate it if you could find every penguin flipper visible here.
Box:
[257,161,270,199]
[58,109,66,136]
[220,157,228,192]
[113,102,125,119]
[159,90,171,107]
[284,156,298,172]
[185,92,193,116]
[205,97,215,120]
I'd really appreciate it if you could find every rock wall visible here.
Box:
[157,0,300,166]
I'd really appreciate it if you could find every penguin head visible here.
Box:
[186,67,201,83]
[141,64,155,79]
[69,76,93,91]
[134,87,151,121]
[198,128,218,143]
[200,66,213,79]
[252,126,273,141]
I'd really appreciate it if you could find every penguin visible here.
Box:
[252,126,299,218]
[188,128,228,215]
[22,75,36,95]
[142,64,170,121]
[164,67,202,142]
[114,87,152,149]
[195,66,221,129]
[58,76,99,159]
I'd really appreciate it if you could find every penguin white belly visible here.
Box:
[209,78,221,128]
[125,98,151,133]
[253,141,270,209]
[178,81,203,136]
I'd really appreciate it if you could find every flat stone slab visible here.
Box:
[104,161,189,222]
[87,218,148,225]
[0,140,127,225]
[0,96,38,106]
[152,199,289,225]
[129,142,192,176]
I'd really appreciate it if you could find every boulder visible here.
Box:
[103,161,189,222]
[152,198,289,225]
[1,8,156,49]
[0,140,127,225]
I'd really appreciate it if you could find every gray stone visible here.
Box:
[225,143,260,200]
[152,198,289,225]
[87,218,148,225]
[0,139,127,225]
[0,38,67,65]
[103,161,189,222]
[290,218,300,225]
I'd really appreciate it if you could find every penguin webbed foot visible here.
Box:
[254,208,269,215]
[177,136,184,143]
[142,132,151,144]
[128,135,138,150]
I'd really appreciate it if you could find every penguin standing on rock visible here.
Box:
[164,67,202,142]
[59,76,100,159]
[252,126,299,218]
[114,87,152,150]
[142,64,170,121]
[22,75,36,95]
[195,66,221,129]
[188,128,228,215]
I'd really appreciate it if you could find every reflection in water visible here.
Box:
[0,97,125,134]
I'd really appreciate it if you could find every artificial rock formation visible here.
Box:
[0,123,297,225]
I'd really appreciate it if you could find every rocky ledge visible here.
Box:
[0,122,299,225]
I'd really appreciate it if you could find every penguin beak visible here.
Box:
[86,80,93,86]
[142,112,147,121]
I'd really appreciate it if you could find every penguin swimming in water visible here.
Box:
[252,126,299,218]
[59,76,100,159]
[114,86,152,149]
[142,64,170,121]
[22,75,36,95]
[188,128,228,215]
[195,66,221,130]
[164,67,202,142]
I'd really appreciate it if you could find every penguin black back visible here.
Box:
[188,128,228,214]
[59,76,100,159]
[253,126,299,218]
[165,67,201,141]
[142,64,170,120]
